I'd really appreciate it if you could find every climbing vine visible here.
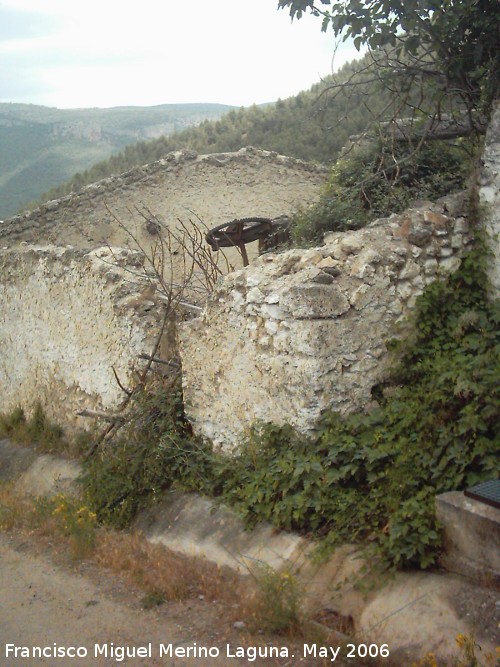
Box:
[217,237,499,568]
[82,236,499,569]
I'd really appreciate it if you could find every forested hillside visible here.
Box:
[42,55,391,201]
[0,103,233,218]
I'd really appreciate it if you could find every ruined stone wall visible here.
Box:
[0,148,327,269]
[0,245,168,431]
[179,194,473,451]
[0,147,326,432]
[480,100,500,297]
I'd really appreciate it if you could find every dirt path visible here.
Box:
[0,534,301,667]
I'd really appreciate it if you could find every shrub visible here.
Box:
[292,138,474,245]
[0,403,66,453]
[81,377,217,528]
[244,564,303,636]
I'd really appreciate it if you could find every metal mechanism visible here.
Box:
[464,479,500,510]
[205,215,292,266]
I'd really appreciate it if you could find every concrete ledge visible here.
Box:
[436,490,500,584]
[15,454,81,497]
[0,438,81,497]
[134,491,307,573]
[0,438,38,483]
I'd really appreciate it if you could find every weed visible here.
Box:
[0,484,32,530]
[453,633,499,667]
[243,564,304,636]
[69,429,97,458]
[141,590,166,609]
[0,403,66,454]
[81,376,218,528]
[0,484,245,603]
[0,487,96,559]
[33,494,97,559]
[412,653,440,667]
[411,635,500,667]
[2,485,499,661]
[0,406,26,438]
[291,139,475,245]
[93,529,244,604]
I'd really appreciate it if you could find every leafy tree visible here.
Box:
[276,0,498,243]
[279,1,500,118]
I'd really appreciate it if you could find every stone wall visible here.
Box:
[179,194,473,451]
[0,245,168,431]
[0,147,327,432]
[0,147,327,269]
[480,100,500,297]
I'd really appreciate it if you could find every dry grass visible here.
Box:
[93,529,246,605]
[0,484,317,638]
[0,404,64,451]
[0,485,33,530]
[0,485,250,606]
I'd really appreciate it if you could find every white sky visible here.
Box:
[0,0,360,109]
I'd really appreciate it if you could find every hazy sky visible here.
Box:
[0,0,360,109]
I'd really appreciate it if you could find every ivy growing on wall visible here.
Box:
[217,236,499,568]
[82,236,499,569]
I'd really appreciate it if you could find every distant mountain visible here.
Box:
[0,102,234,218]
[39,56,396,204]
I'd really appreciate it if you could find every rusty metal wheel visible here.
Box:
[205,217,273,250]
[205,217,274,266]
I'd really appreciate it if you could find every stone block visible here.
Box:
[435,491,500,584]
[280,283,351,319]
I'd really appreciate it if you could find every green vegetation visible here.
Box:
[0,488,97,560]
[278,0,499,245]
[81,237,499,570]
[279,0,500,118]
[0,484,245,604]
[219,248,499,569]
[246,564,303,635]
[291,137,475,245]
[0,102,233,218]
[80,378,214,528]
[0,403,65,453]
[0,402,94,458]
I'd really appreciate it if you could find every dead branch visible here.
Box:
[137,354,180,368]
[349,112,488,143]
[77,409,127,423]
[112,366,132,396]
[82,203,229,457]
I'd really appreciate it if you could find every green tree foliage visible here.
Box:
[278,0,500,117]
